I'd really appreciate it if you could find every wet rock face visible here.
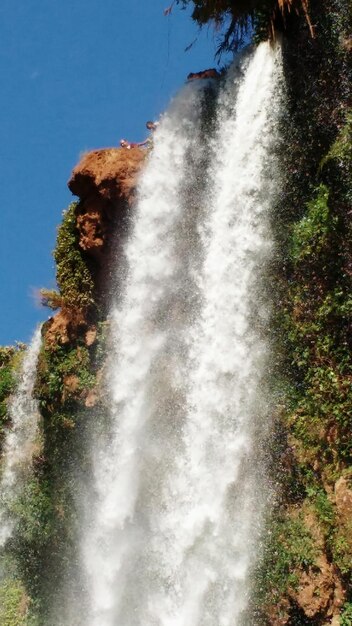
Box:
[68,147,145,262]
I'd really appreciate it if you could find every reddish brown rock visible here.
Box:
[43,149,145,352]
[187,68,220,80]
[76,195,109,259]
[265,598,290,625]
[85,326,97,347]
[289,555,335,617]
[45,307,88,347]
[68,147,145,279]
[68,147,145,203]
[18,591,30,618]
[62,374,80,402]
[63,374,79,393]
[288,510,346,619]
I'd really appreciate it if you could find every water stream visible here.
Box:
[0,326,42,548]
[80,41,283,626]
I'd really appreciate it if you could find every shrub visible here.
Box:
[290,184,335,263]
[39,289,63,311]
[54,202,95,310]
[256,513,317,604]
[0,578,34,626]
[341,603,352,626]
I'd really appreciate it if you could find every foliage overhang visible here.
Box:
[174,0,314,52]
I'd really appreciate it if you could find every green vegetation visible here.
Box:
[36,343,96,408]
[175,0,314,52]
[254,2,352,620]
[321,111,352,172]
[266,111,352,614]
[256,513,318,605]
[54,202,95,310]
[0,195,105,621]
[8,322,108,621]
[289,184,335,262]
[38,289,63,311]
[341,602,352,626]
[3,193,107,621]
[0,345,26,443]
[332,524,352,582]
[0,365,15,424]
[280,110,352,474]
[1,2,349,623]
[0,578,37,626]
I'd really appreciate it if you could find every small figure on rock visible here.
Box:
[120,138,150,150]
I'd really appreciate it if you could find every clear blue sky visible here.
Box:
[0,0,230,345]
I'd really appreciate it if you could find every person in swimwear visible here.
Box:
[120,138,150,149]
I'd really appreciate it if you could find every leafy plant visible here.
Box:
[175,0,314,53]
[54,202,95,310]
[290,184,335,262]
[39,289,63,311]
[0,366,15,421]
[255,513,317,605]
[341,602,352,626]
[0,578,34,626]
[0,346,26,437]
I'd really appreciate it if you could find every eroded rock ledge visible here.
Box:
[68,147,145,262]
[45,147,146,348]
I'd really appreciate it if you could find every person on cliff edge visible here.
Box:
[146,121,159,131]
[120,138,150,150]
[120,121,158,150]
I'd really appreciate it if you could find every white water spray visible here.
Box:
[82,80,208,626]
[81,41,283,626]
[149,42,283,626]
[0,326,42,548]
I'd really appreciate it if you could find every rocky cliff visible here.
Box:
[0,1,351,623]
[251,0,352,623]
[44,146,145,348]
[0,147,146,623]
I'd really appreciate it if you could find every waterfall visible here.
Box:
[151,43,283,626]
[0,326,42,548]
[80,40,283,626]
[81,79,210,626]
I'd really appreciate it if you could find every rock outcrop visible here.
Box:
[68,147,145,263]
[45,306,89,347]
[44,147,146,347]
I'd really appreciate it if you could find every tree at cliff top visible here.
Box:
[173,0,314,51]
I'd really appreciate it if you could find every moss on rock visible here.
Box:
[54,202,95,310]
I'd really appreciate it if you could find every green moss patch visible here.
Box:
[0,578,36,626]
[54,202,95,310]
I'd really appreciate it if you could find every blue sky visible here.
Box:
[0,0,229,345]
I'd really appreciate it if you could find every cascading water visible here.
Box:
[0,326,42,548]
[150,42,283,626]
[80,41,283,626]
[81,79,209,626]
